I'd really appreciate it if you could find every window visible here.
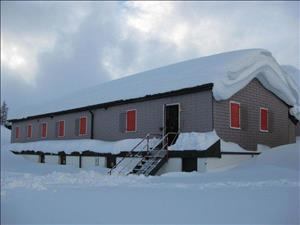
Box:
[58,120,65,137]
[27,124,32,138]
[230,101,240,129]
[260,108,269,132]
[79,117,87,135]
[126,109,136,132]
[41,123,47,138]
[15,127,20,139]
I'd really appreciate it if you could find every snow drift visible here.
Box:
[8,49,300,120]
[169,131,219,150]
[6,130,262,154]
[1,126,300,224]
[7,137,159,154]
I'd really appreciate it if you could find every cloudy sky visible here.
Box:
[1,1,299,114]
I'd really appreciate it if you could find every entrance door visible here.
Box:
[164,104,179,146]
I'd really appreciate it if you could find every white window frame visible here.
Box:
[79,116,88,136]
[126,109,137,133]
[58,120,65,138]
[229,101,241,129]
[27,124,33,138]
[15,126,20,139]
[259,107,269,132]
[41,122,48,139]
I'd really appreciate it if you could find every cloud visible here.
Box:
[1,1,299,115]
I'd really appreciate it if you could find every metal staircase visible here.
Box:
[108,132,178,176]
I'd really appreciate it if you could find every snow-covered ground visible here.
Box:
[1,126,299,224]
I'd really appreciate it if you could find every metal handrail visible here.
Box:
[136,131,180,175]
[151,132,178,150]
[113,143,148,175]
[108,131,180,176]
[115,133,164,175]
[108,134,149,175]
[108,133,162,175]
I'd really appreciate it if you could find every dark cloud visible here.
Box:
[1,1,299,116]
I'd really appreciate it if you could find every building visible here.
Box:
[8,49,300,175]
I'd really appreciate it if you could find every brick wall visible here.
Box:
[214,78,295,150]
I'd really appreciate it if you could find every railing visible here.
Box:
[137,132,179,175]
[108,133,162,175]
[108,131,180,176]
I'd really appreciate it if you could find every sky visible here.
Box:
[1,1,299,115]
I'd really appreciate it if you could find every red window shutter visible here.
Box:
[41,123,47,138]
[230,102,240,128]
[260,108,268,131]
[59,121,65,137]
[126,110,136,132]
[27,125,32,138]
[16,127,20,138]
[79,117,87,135]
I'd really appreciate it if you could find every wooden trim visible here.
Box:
[9,83,213,122]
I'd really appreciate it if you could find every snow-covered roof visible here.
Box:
[9,49,300,120]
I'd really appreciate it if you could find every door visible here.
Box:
[164,104,179,146]
[182,157,197,172]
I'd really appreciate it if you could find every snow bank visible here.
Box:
[169,131,219,150]
[251,138,300,171]
[2,134,299,224]
[9,49,300,120]
[169,131,260,153]
[1,126,81,173]
[7,137,159,154]
[2,126,300,224]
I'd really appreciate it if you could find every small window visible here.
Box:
[260,108,269,132]
[126,110,136,132]
[41,123,47,138]
[27,124,32,138]
[15,127,20,139]
[58,120,65,137]
[79,117,87,135]
[230,101,240,129]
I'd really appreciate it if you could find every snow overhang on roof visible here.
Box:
[8,49,300,121]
